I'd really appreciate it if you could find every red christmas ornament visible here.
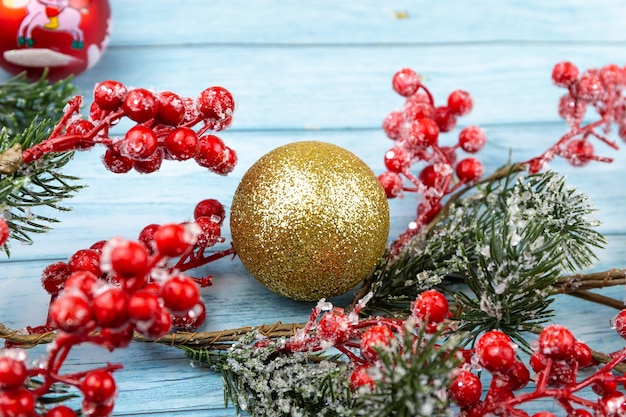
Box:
[0,0,111,81]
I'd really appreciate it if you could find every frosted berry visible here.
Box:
[477,338,516,373]
[41,261,70,295]
[160,275,200,313]
[196,86,235,122]
[574,341,593,368]
[404,95,435,120]
[564,139,594,167]
[458,126,487,153]
[128,290,161,322]
[209,146,237,175]
[172,303,206,330]
[94,80,127,111]
[123,88,158,123]
[68,249,102,277]
[538,324,576,360]
[551,61,579,88]
[103,145,134,174]
[614,309,626,340]
[164,127,198,160]
[412,289,449,325]
[0,356,27,390]
[599,63,625,88]
[392,68,421,97]
[50,293,93,333]
[0,218,8,247]
[194,217,222,248]
[107,239,149,278]
[142,307,173,339]
[378,171,404,198]
[194,199,226,224]
[133,148,164,174]
[419,164,447,188]
[407,118,439,147]
[433,106,457,132]
[360,324,395,362]
[505,360,531,391]
[382,111,404,140]
[65,119,96,150]
[0,387,35,417]
[195,134,226,169]
[81,370,117,404]
[575,71,603,102]
[350,364,374,390]
[156,91,185,126]
[120,125,158,160]
[64,271,100,298]
[92,287,130,328]
[317,309,353,345]
[447,89,473,116]
[384,147,411,173]
[153,223,193,257]
[455,157,484,182]
[449,370,482,407]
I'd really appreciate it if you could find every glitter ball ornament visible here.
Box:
[230,141,390,301]
[0,0,111,81]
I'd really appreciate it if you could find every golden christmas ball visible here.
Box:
[230,141,390,301]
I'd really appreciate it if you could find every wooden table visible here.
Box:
[1,1,626,415]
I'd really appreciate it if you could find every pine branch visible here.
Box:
[0,74,83,255]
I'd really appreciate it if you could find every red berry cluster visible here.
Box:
[526,61,623,172]
[378,68,487,252]
[0,199,234,416]
[254,289,452,390]
[21,82,237,175]
[451,325,626,417]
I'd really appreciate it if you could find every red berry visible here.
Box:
[0,356,27,390]
[120,125,158,160]
[382,111,404,140]
[458,126,487,153]
[455,157,483,182]
[47,405,79,417]
[195,134,226,169]
[160,275,200,313]
[574,341,593,368]
[449,370,482,407]
[447,89,473,116]
[89,101,106,121]
[349,364,374,390]
[153,223,193,257]
[209,146,237,175]
[194,199,226,224]
[196,86,235,122]
[68,249,102,277]
[50,293,93,333]
[392,68,421,97]
[164,127,198,160]
[551,61,579,88]
[476,330,511,352]
[378,171,403,198]
[0,387,35,417]
[81,370,117,404]
[156,91,185,126]
[137,223,159,253]
[360,324,394,362]
[404,95,435,120]
[529,351,548,372]
[133,147,164,174]
[123,88,158,123]
[477,338,516,373]
[172,303,206,330]
[194,217,222,248]
[419,164,450,188]
[92,287,130,328]
[417,200,442,225]
[128,290,161,322]
[412,289,449,325]
[64,271,100,298]
[103,145,134,174]
[592,372,618,397]
[531,413,557,417]
[99,324,134,350]
[564,138,594,167]
[65,119,96,150]
[317,309,353,345]
[41,261,70,295]
[614,309,626,340]
[575,71,603,102]
[407,118,439,147]
[0,218,8,247]
[81,399,114,417]
[93,80,127,111]
[599,63,625,87]
[558,93,585,123]
[106,238,149,279]
[433,106,457,132]
[141,307,172,339]
[505,360,530,391]
[538,324,576,360]
[384,147,411,173]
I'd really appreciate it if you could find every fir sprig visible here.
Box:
[360,169,605,350]
[0,73,83,255]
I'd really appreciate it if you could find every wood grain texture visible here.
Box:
[1,1,626,415]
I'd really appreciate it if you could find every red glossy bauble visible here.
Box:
[0,0,111,81]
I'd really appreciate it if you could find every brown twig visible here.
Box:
[552,268,626,293]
